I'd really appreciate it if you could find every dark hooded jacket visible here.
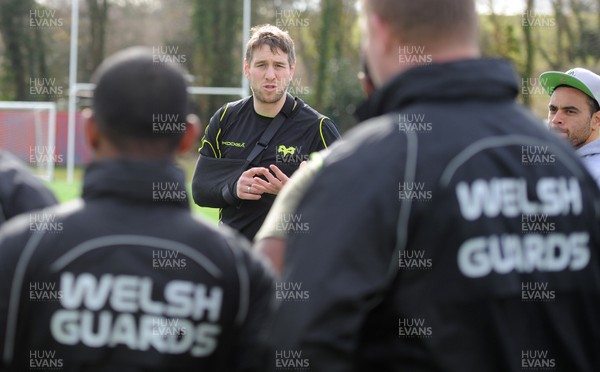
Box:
[0,159,273,372]
[268,59,600,372]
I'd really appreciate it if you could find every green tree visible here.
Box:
[0,0,51,100]
[522,0,536,106]
[191,0,243,119]
[85,0,110,79]
[308,0,362,132]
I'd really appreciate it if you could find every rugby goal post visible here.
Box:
[66,0,251,183]
[0,101,58,181]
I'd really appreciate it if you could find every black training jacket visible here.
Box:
[0,159,274,372]
[192,94,340,241]
[0,150,57,227]
[268,59,600,372]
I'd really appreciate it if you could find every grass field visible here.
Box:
[44,160,220,225]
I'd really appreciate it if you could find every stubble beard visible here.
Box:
[252,81,290,104]
[564,123,594,149]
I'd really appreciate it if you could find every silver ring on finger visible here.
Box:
[247,186,251,193]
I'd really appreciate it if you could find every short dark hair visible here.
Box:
[92,47,190,153]
[245,24,295,66]
[587,95,600,115]
[363,0,478,48]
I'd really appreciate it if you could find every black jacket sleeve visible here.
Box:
[198,106,225,159]
[311,117,340,151]
[0,151,58,225]
[265,123,402,372]
[192,104,242,208]
[224,233,275,372]
[0,215,36,369]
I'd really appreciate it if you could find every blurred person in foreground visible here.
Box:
[0,150,57,227]
[0,47,273,372]
[266,0,600,371]
[253,61,375,273]
[540,68,600,187]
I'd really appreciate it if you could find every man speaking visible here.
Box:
[192,25,340,241]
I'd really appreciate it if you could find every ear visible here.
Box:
[244,58,250,80]
[369,13,396,57]
[289,61,296,80]
[177,114,201,154]
[364,13,396,87]
[590,110,600,138]
[83,108,100,152]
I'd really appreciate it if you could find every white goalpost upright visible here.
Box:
[0,101,57,181]
[66,0,79,184]
[66,0,251,183]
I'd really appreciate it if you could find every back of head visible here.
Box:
[92,47,189,155]
[245,24,296,66]
[364,0,478,50]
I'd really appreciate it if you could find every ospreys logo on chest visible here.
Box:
[278,145,297,156]
[276,145,308,164]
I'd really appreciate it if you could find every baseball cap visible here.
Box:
[539,67,600,106]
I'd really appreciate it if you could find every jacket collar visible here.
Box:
[577,138,600,157]
[356,58,519,121]
[82,158,189,208]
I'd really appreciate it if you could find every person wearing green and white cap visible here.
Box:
[540,67,600,186]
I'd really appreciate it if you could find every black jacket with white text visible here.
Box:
[268,59,600,372]
[0,159,274,372]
